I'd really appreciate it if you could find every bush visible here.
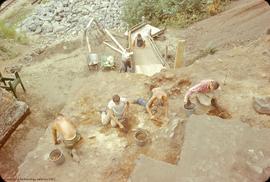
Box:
[122,0,207,26]
[122,0,230,27]
[0,20,28,44]
[0,20,16,39]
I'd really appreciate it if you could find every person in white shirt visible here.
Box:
[101,95,129,129]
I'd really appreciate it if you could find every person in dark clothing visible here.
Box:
[133,33,145,48]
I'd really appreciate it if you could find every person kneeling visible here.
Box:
[51,115,83,162]
[101,94,129,129]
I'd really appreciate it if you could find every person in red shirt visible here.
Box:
[184,80,219,109]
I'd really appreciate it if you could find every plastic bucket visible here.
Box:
[49,149,65,165]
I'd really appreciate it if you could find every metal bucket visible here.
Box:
[184,103,196,117]
[88,53,99,65]
[134,129,148,147]
[49,149,65,165]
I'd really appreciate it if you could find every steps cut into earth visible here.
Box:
[129,115,270,182]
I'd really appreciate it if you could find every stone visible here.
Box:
[53,25,65,33]
[130,115,270,182]
[19,0,125,43]
[4,64,23,73]
[54,15,63,22]
[23,55,33,63]
[28,23,37,32]
[253,96,270,115]
[42,21,53,33]
[35,26,42,34]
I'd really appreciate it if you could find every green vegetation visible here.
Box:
[0,20,28,45]
[122,0,230,27]
[0,2,32,44]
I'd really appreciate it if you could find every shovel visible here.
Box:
[85,18,99,70]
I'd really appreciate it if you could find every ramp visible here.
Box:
[129,24,167,76]
[133,38,164,76]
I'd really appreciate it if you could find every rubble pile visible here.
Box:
[20,0,126,41]
[0,89,29,147]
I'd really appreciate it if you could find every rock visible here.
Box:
[53,25,65,33]
[253,96,270,115]
[42,21,53,33]
[32,46,46,55]
[23,55,33,63]
[54,15,63,22]
[28,23,37,32]
[19,0,125,42]
[35,26,42,34]
[4,64,23,73]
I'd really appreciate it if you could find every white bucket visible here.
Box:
[88,53,99,65]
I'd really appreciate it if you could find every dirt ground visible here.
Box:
[1,0,270,180]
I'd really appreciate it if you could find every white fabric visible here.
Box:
[107,98,127,119]
[121,52,130,62]
[101,111,110,125]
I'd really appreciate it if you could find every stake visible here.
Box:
[103,41,124,54]
[104,29,126,52]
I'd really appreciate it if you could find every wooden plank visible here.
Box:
[151,27,166,38]
[103,41,124,54]
[174,40,185,69]
[104,28,126,52]
[130,22,147,33]
[148,36,169,68]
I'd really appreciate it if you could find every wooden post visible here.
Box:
[103,41,124,54]
[165,45,168,62]
[104,29,126,53]
[174,40,185,69]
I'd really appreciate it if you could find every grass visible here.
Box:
[0,20,29,45]
[0,20,16,39]
[0,2,32,44]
